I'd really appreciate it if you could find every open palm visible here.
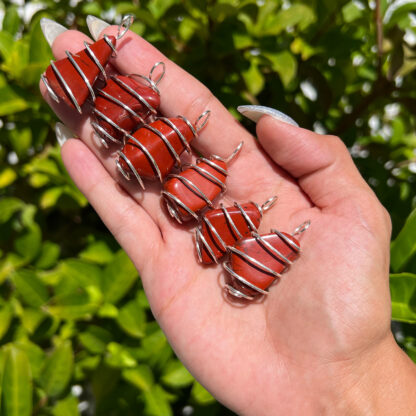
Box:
[42,22,395,415]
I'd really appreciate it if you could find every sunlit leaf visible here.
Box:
[117,298,146,338]
[390,273,416,322]
[52,395,80,416]
[391,208,416,271]
[143,384,173,416]
[3,346,32,416]
[0,303,13,340]
[161,360,194,388]
[122,365,154,392]
[101,250,138,304]
[79,325,112,354]
[40,340,74,397]
[191,381,215,405]
[12,269,48,307]
[0,167,17,188]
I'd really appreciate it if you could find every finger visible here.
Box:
[256,115,377,209]
[60,138,163,269]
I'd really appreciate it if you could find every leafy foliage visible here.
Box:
[0,0,415,413]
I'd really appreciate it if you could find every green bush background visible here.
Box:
[0,0,416,414]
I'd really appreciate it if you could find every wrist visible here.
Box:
[321,334,416,415]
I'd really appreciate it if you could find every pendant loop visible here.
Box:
[195,110,211,132]
[149,61,166,86]
[292,220,311,236]
[261,196,278,212]
[117,14,134,40]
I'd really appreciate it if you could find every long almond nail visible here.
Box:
[40,18,67,47]
[237,105,298,127]
[55,122,74,146]
[87,15,110,41]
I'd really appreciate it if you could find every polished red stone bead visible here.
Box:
[162,158,228,223]
[117,117,195,187]
[196,202,262,264]
[93,75,160,143]
[43,36,116,112]
[225,231,300,299]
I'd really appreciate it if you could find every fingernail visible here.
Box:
[237,105,298,127]
[40,18,67,47]
[87,15,110,41]
[55,122,73,146]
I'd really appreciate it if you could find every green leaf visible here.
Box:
[148,0,176,19]
[161,360,194,388]
[3,6,21,36]
[0,167,17,188]
[0,31,14,61]
[191,381,215,405]
[143,384,173,416]
[264,50,297,87]
[117,298,146,338]
[57,259,102,292]
[40,340,73,397]
[242,62,264,96]
[384,1,416,28]
[29,19,52,65]
[45,291,99,321]
[14,339,46,380]
[102,250,138,304]
[0,349,6,410]
[122,365,154,392]
[21,308,46,334]
[12,269,48,307]
[390,273,416,322]
[14,224,42,262]
[79,325,112,354]
[391,208,416,271]
[40,187,65,210]
[35,241,61,269]
[79,240,114,265]
[0,303,13,340]
[342,1,364,23]
[3,346,32,416]
[105,342,137,369]
[0,197,23,223]
[53,395,80,416]
[0,84,29,116]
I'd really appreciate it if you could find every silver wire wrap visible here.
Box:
[195,200,272,264]
[117,112,210,190]
[41,15,134,114]
[162,157,228,224]
[224,222,309,300]
[93,62,166,146]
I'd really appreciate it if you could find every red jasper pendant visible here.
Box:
[116,111,210,189]
[162,142,244,223]
[41,15,134,114]
[223,221,310,300]
[92,62,165,146]
[195,196,278,264]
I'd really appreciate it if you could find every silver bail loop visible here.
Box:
[261,196,278,212]
[292,220,311,236]
[224,141,244,164]
[149,61,166,86]
[195,110,211,132]
[117,14,134,40]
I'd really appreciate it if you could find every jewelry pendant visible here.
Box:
[41,15,134,114]
[116,111,210,189]
[92,62,165,147]
[162,142,243,223]
[223,221,310,300]
[195,196,278,264]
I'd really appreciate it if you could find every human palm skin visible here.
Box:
[41,24,416,415]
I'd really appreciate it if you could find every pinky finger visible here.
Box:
[60,137,163,270]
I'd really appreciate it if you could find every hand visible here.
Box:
[41,20,415,415]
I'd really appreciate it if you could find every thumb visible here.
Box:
[239,105,371,210]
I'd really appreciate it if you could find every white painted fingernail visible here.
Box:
[40,18,67,47]
[55,122,73,146]
[87,15,110,41]
[237,105,298,127]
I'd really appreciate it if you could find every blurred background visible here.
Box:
[0,0,415,414]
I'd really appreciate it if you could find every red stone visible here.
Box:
[227,232,300,298]
[44,36,116,110]
[197,202,262,264]
[119,118,195,181]
[163,158,227,222]
[94,75,160,142]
